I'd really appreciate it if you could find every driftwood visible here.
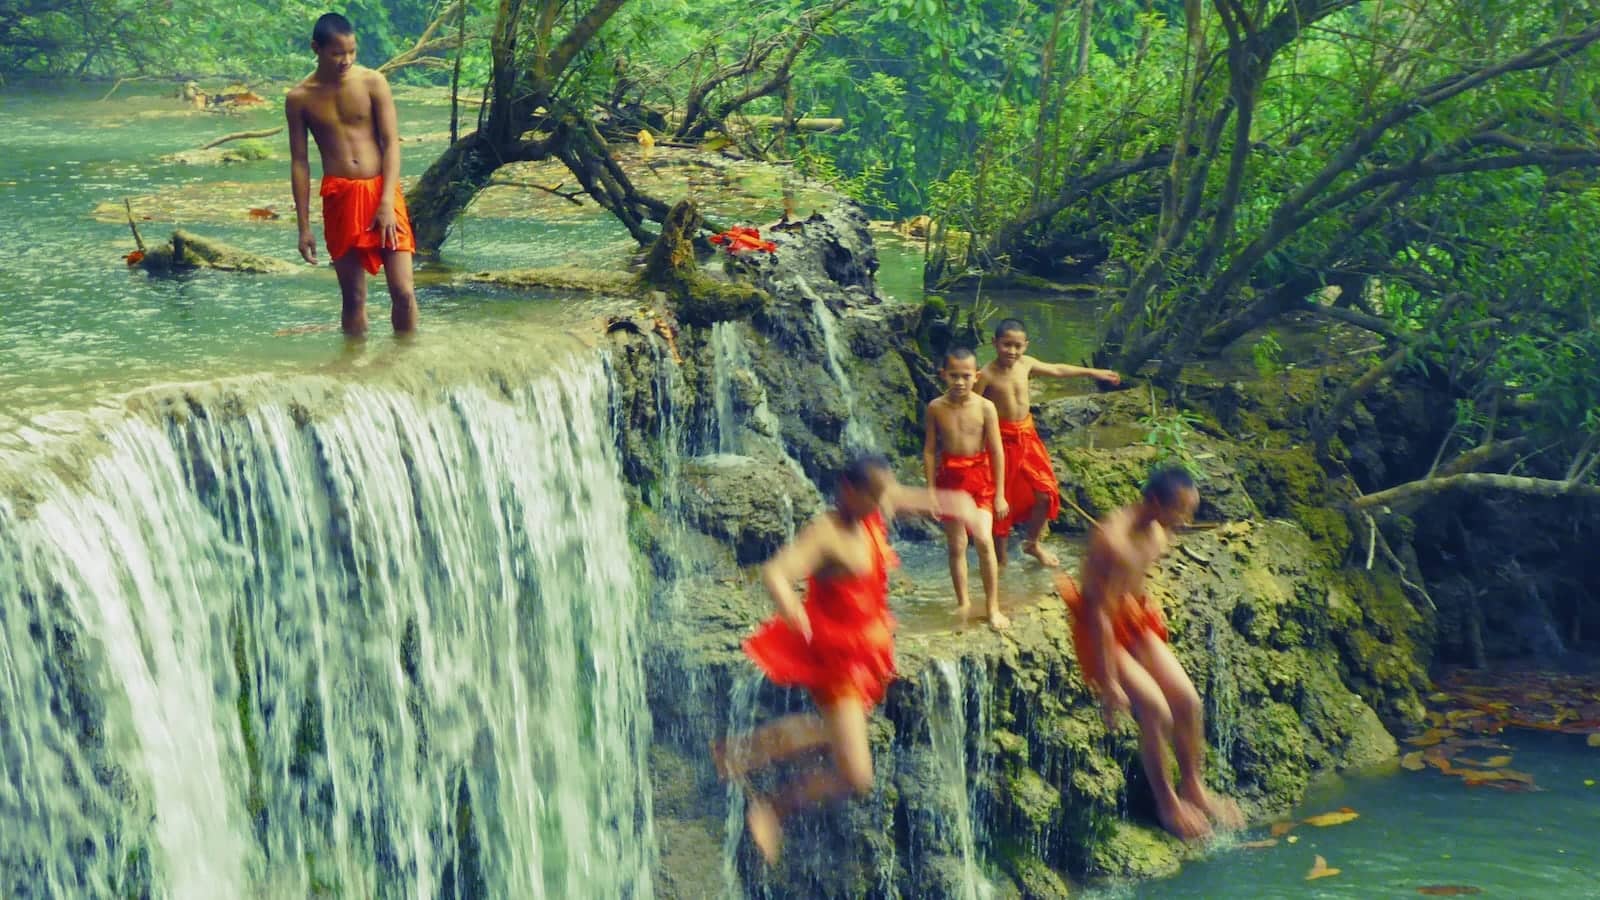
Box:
[1350,472,1600,513]
[200,126,284,150]
[123,199,146,253]
[138,229,293,275]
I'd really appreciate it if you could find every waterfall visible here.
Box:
[1205,621,1240,769]
[925,659,994,900]
[705,321,811,486]
[719,672,766,900]
[808,297,876,453]
[0,358,655,899]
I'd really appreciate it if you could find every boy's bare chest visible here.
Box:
[305,88,371,132]
[937,403,986,440]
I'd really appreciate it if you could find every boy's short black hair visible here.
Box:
[313,12,355,46]
[994,318,1028,340]
[1143,467,1197,506]
[943,345,977,367]
[839,453,892,490]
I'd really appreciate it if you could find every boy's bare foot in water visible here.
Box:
[1182,782,1245,830]
[1022,540,1060,568]
[955,601,974,623]
[746,795,784,863]
[988,609,1011,631]
[1156,794,1213,841]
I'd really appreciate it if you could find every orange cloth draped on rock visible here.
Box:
[992,415,1061,535]
[934,451,996,514]
[1056,572,1170,688]
[743,511,901,707]
[320,175,415,274]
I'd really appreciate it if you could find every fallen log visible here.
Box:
[138,229,294,275]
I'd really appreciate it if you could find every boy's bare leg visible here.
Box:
[943,519,973,618]
[995,529,1009,565]
[748,695,873,863]
[1021,491,1060,567]
[970,512,1008,629]
[1118,643,1211,840]
[381,249,419,335]
[333,253,369,337]
[1134,634,1244,830]
[713,713,829,782]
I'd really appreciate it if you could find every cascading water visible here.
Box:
[718,671,766,900]
[925,659,994,900]
[801,288,875,454]
[705,320,811,485]
[0,358,655,899]
[1205,621,1241,769]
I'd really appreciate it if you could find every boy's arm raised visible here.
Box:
[285,93,316,264]
[1029,357,1121,385]
[760,524,830,642]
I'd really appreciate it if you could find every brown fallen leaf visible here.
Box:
[1401,751,1427,771]
[1239,838,1278,849]
[1303,809,1359,827]
[1417,886,1483,895]
[1306,854,1340,880]
[1406,728,1457,747]
[1270,821,1297,837]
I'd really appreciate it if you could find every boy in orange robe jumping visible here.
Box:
[716,453,988,863]
[925,346,1009,629]
[979,318,1120,566]
[286,13,419,336]
[1054,468,1243,840]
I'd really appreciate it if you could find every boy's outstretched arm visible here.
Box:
[1029,357,1121,385]
[884,484,984,534]
[760,525,829,642]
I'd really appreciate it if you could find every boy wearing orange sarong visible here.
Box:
[925,346,1009,629]
[1054,468,1243,842]
[286,13,419,336]
[979,318,1121,567]
[716,453,988,863]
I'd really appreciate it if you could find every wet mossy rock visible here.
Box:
[643,199,768,326]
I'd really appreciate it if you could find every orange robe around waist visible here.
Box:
[320,175,415,274]
[744,511,900,707]
[1055,572,1169,688]
[993,415,1061,535]
[934,451,996,513]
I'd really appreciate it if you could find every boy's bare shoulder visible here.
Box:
[926,395,948,412]
[285,77,315,103]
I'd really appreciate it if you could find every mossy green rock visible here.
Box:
[1090,822,1182,880]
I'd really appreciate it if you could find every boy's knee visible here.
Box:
[1135,698,1175,735]
[840,756,874,795]
[1169,683,1202,722]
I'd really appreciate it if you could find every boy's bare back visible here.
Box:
[927,394,996,457]
[285,66,391,180]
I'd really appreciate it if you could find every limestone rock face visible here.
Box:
[604,201,1424,898]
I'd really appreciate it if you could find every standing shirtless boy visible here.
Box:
[979,318,1120,566]
[925,346,1009,629]
[1054,468,1243,840]
[286,13,419,336]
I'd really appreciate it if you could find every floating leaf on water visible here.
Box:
[1427,711,1447,727]
[1428,692,1453,703]
[1240,838,1278,849]
[1306,855,1340,880]
[1270,821,1297,837]
[1401,751,1427,771]
[1584,779,1596,787]
[1286,834,1300,844]
[1406,728,1456,747]
[1303,809,1359,827]
[1587,733,1600,748]
[1483,755,1513,767]
[1417,886,1483,895]
[1445,709,1481,724]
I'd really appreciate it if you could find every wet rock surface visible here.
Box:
[605,201,1427,898]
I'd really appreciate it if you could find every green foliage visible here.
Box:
[1251,331,1284,378]
[1138,406,1203,476]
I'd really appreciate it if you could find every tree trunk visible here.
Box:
[404,132,509,254]
[1351,472,1600,513]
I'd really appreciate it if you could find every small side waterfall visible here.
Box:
[924,659,994,900]
[719,672,766,899]
[809,297,876,453]
[705,320,811,484]
[1205,621,1241,769]
[0,358,656,898]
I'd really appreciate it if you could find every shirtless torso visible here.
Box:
[925,393,996,459]
[285,65,390,179]
[978,357,1038,422]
